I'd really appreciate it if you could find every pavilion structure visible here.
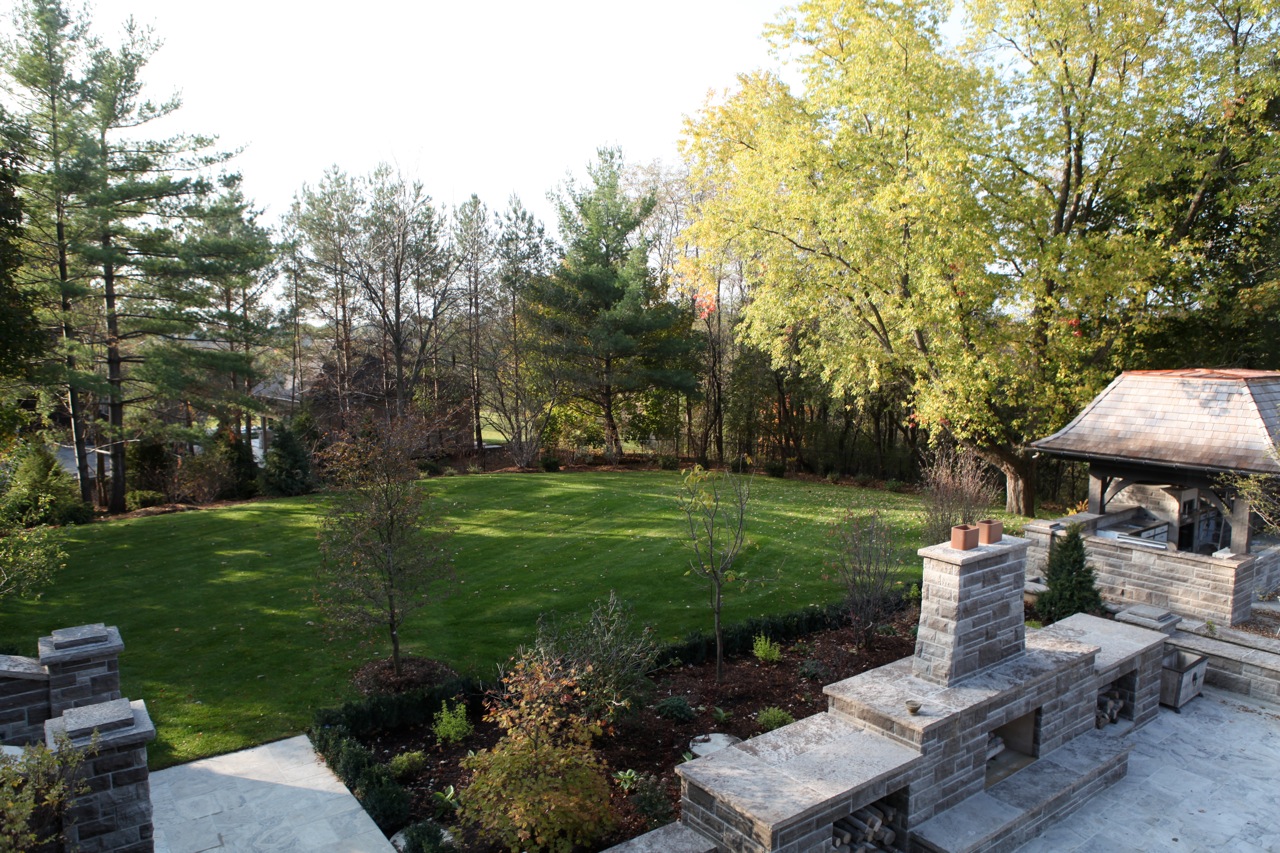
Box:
[1026,369,1280,624]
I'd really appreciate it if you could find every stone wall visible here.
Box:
[0,654,52,745]
[46,698,156,853]
[0,624,155,853]
[1254,541,1280,594]
[1166,631,1280,706]
[1026,517,1257,625]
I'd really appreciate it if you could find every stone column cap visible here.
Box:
[46,698,155,749]
[38,624,124,666]
[0,654,49,682]
[917,534,1030,565]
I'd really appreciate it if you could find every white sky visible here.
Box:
[80,0,791,232]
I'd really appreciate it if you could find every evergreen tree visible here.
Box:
[0,119,44,382]
[262,422,312,497]
[1037,524,1103,624]
[0,442,90,526]
[526,148,697,459]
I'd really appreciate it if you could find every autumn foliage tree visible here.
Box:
[315,417,455,676]
[682,0,1280,514]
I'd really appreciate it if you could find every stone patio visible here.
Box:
[1015,686,1280,852]
[151,735,393,853]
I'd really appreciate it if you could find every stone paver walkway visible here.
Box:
[1016,687,1280,852]
[151,735,394,853]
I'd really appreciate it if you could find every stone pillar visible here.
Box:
[1230,494,1252,556]
[0,654,51,745]
[46,697,156,853]
[38,624,124,717]
[912,536,1030,686]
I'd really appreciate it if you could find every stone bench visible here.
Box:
[912,730,1129,853]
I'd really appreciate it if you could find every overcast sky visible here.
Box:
[77,0,790,232]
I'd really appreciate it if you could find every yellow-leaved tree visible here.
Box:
[682,0,1280,514]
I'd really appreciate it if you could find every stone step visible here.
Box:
[603,821,718,853]
[911,731,1128,853]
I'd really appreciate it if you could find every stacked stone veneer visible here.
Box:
[642,536,1171,853]
[47,698,156,853]
[913,537,1028,685]
[2,624,125,745]
[1025,514,1262,625]
[0,624,155,853]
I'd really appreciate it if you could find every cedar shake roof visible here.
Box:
[1032,369,1280,475]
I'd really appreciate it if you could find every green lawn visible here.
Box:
[0,471,936,768]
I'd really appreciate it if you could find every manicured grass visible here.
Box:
[0,471,937,768]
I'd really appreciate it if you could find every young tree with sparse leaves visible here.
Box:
[315,416,455,676]
[677,463,750,682]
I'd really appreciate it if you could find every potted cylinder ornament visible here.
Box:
[978,519,1003,545]
[951,524,979,550]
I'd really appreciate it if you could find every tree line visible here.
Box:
[3,0,1276,521]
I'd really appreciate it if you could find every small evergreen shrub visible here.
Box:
[883,478,905,492]
[540,454,561,472]
[400,819,456,853]
[262,423,313,496]
[124,490,166,511]
[654,696,697,722]
[756,706,794,732]
[431,700,473,745]
[763,459,786,478]
[216,430,259,500]
[798,659,832,682]
[354,770,410,833]
[1,444,91,526]
[388,750,428,781]
[752,634,782,663]
[630,772,675,830]
[729,455,751,474]
[125,430,174,495]
[1038,523,1103,624]
[657,454,679,471]
[416,458,442,476]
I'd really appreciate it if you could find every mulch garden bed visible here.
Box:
[355,613,919,851]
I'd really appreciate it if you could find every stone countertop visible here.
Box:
[826,634,1098,739]
[1036,613,1167,676]
[677,712,919,832]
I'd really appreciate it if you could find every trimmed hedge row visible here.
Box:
[310,677,482,835]
[655,601,848,668]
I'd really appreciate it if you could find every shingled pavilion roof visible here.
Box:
[1032,369,1280,476]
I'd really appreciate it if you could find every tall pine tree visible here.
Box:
[526,148,697,459]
